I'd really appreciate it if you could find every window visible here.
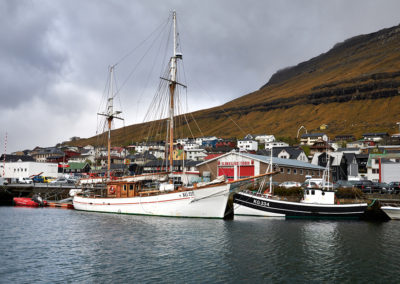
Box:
[293,169,297,174]
[300,169,303,175]
[287,168,291,174]
[129,184,134,190]
[280,168,284,173]
[123,185,127,191]
[311,190,315,195]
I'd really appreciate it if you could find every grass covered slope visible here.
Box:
[73,24,400,147]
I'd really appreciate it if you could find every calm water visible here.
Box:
[0,207,399,283]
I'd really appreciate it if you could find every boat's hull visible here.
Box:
[381,206,400,220]
[233,191,368,219]
[13,197,47,207]
[73,184,230,218]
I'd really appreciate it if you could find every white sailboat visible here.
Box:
[73,12,239,218]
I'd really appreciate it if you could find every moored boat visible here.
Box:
[72,12,274,218]
[381,206,400,220]
[234,188,368,219]
[13,196,47,207]
[233,145,368,219]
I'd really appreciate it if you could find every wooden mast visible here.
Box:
[98,65,123,179]
[168,11,178,174]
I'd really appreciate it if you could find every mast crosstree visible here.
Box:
[98,65,124,179]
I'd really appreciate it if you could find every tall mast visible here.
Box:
[168,11,178,174]
[98,65,123,179]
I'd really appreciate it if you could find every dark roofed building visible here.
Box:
[334,135,355,142]
[0,154,35,162]
[362,133,389,142]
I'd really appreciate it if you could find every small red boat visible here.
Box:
[13,197,47,207]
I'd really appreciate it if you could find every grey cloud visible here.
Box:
[1,0,400,152]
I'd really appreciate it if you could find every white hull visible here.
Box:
[381,206,400,220]
[73,184,230,218]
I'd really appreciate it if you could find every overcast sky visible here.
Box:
[1,0,400,153]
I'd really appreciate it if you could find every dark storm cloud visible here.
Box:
[1,0,400,152]
[0,1,68,109]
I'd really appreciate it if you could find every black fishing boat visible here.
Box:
[233,188,368,219]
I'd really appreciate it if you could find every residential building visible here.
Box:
[309,141,335,156]
[215,139,237,149]
[300,133,328,146]
[64,162,91,175]
[30,147,64,163]
[367,153,400,182]
[237,139,258,151]
[185,148,207,161]
[363,132,389,142]
[334,135,356,142]
[264,141,289,149]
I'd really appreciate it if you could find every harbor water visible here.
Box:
[1,207,399,283]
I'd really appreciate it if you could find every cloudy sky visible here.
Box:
[1,0,400,153]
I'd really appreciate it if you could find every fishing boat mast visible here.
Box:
[98,65,123,179]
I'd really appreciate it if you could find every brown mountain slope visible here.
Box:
[73,24,400,147]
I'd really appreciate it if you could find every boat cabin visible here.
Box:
[107,182,142,198]
[302,188,335,205]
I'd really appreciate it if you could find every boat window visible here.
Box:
[306,190,309,195]
[123,185,127,191]
[129,184,134,190]
[311,190,315,195]
[322,191,325,196]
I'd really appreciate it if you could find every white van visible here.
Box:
[18,177,33,184]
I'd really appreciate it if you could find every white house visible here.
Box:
[300,133,328,146]
[184,142,200,150]
[264,141,289,149]
[238,139,258,151]
[367,153,400,182]
[195,136,218,146]
[245,134,275,143]
[135,142,165,153]
[185,149,207,161]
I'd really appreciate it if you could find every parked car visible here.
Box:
[388,182,400,194]
[32,176,44,183]
[279,181,302,188]
[353,180,379,193]
[18,177,33,184]
[0,177,8,185]
[334,180,356,190]
[67,177,78,184]
[43,177,55,183]
[372,182,390,194]
[50,177,68,184]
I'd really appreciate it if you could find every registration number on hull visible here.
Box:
[253,199,269,207]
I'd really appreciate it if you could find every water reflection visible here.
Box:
[1,208,400,283]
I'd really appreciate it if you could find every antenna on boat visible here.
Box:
[2,132,7,177]
[269,144,273,194]
[98,65,124,179]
